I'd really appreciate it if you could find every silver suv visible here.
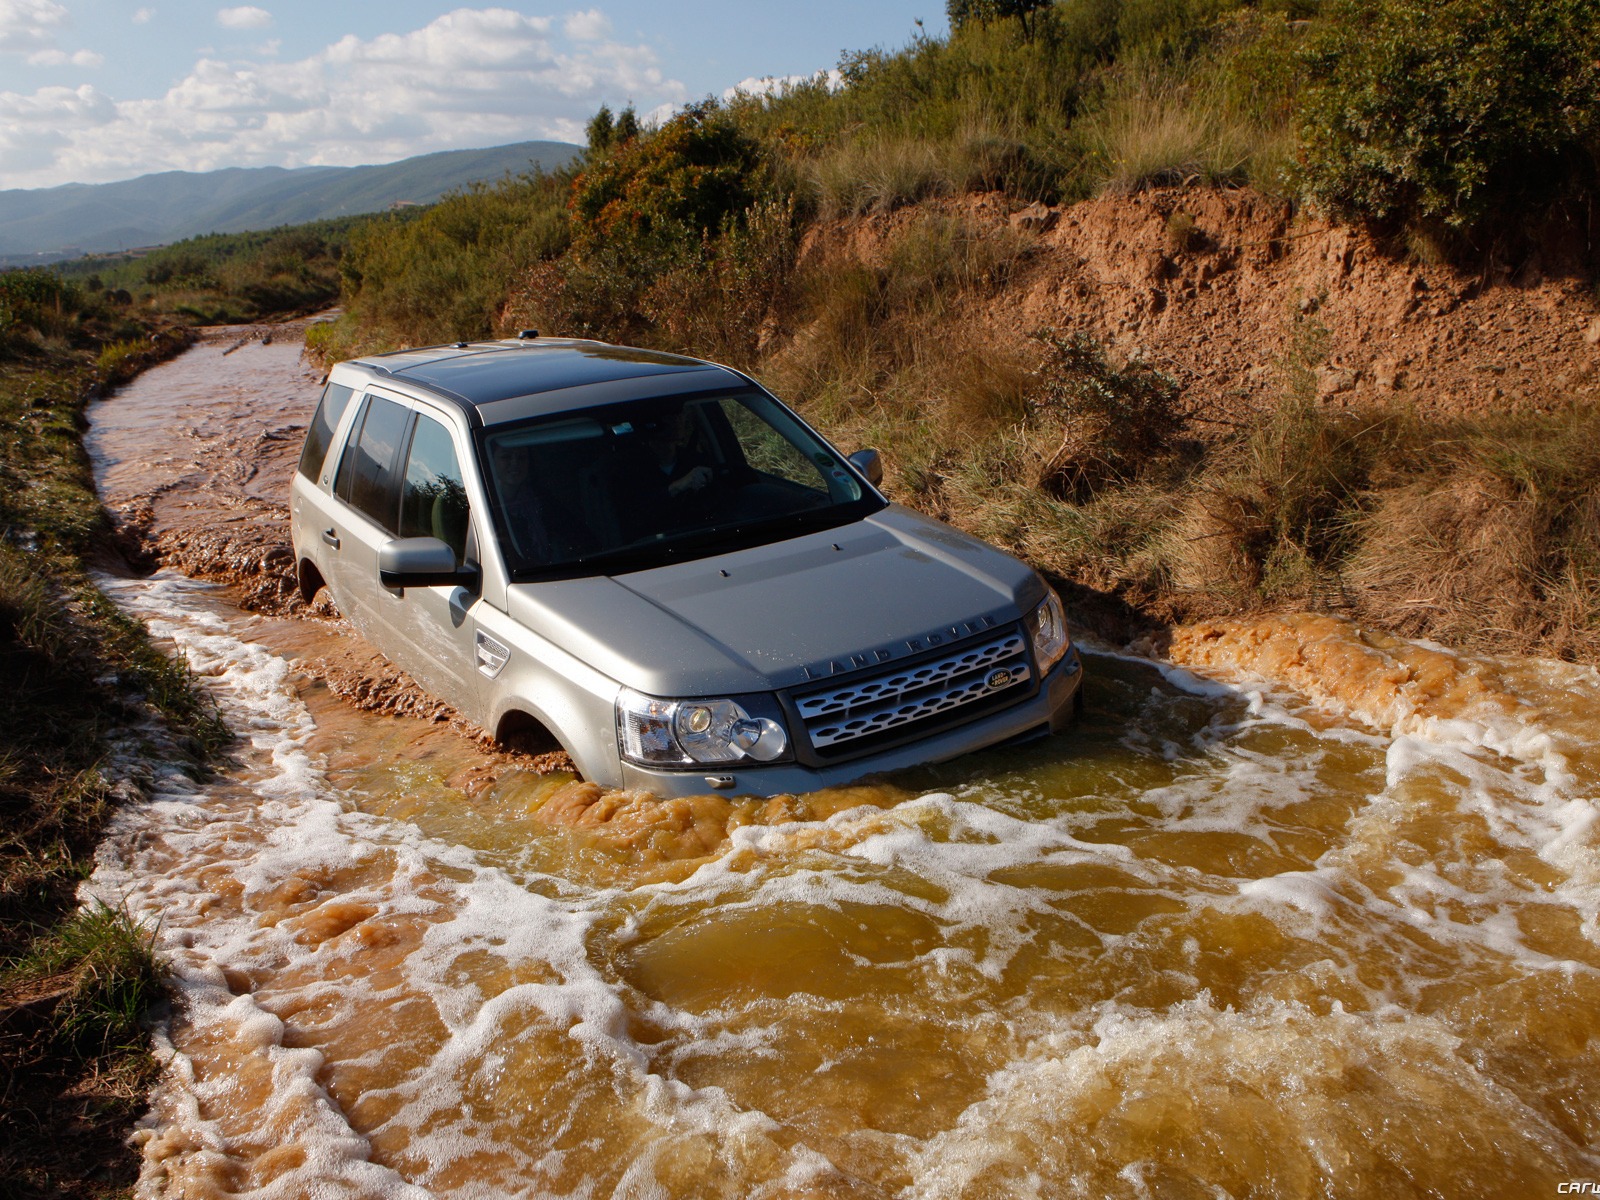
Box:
[290,336,1083,797]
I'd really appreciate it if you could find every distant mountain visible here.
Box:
[0,140,581,261]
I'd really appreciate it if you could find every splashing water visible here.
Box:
[85,336,1600,1198]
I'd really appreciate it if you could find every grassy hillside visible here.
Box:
[0,140,581,260]
[310,0,1600,662]
[0,271,229,1195]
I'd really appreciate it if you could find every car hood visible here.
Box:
[503,505,1045,696]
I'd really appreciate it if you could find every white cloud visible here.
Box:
[216,6,271,30]
[1,7,688,188]
[0,82,114,173]
[563,8,610,40]
[26,47,102,67]
[0,0,68,54]
[132,7,155,23]
[723,70,841,102]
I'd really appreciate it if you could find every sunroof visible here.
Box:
[389,343,707,406]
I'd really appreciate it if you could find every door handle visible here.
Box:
[321,527,340,549]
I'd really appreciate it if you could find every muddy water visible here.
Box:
[86,334,1600,1198]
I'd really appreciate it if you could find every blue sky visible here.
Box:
[0,2,946,189]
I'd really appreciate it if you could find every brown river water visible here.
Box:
[83,331,1600,1198]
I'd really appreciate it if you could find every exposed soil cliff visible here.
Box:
[801,186,1600,421]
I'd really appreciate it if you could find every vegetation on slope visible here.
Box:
[0,270,228,1197]
[308,0,1587,659]
[52,215,375,326]
[310,0,1600,660]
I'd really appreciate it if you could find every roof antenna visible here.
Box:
[517,329,540,340]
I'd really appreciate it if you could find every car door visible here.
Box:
[388,405,481,714]
[325,388,413,645]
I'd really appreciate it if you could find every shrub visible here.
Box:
[0,268,81,349]
[341,174,569,344]
[1027,329,1188,498]
[641,197,801,368]
[1296,0,1600,228]
[570,104,763,250]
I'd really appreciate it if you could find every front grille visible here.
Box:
[793,628,1031,758]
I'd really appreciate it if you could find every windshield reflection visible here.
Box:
[482,389,883,577]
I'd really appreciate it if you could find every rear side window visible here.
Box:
[334,394,410,532]
[298,382,354,481]
[398,413,471,562]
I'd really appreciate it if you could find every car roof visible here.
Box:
[339,337,747,426]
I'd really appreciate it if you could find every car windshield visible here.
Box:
[480,388,885,577]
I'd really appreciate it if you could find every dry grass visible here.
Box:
[1088,73,1294,194]
[767,247,1600,661]
[806,136,955,220]
[1345,407,1600,658]
[802,119,1052,220]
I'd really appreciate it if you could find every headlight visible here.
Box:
[1025,587,1070,673]
[617,688,791,767]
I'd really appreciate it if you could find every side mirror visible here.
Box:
[379,537,477,590]
[848,448,883,488]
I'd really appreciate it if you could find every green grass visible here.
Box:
[0,295,229,1196]
[55,215,377,326]
[4,902,163,1060]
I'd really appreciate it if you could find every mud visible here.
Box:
[83,327,1600,1197]
[798,186,1600,423]
[87,323,574,773]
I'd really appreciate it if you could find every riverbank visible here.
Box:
[0,325,229,1198]
[75,307,1600,1198]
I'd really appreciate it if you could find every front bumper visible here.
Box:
[614,645,1084,798]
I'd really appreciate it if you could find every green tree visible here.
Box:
[947,0,1053,39]
[587,104,615,154]
[614,104,641,145]
[1296,0,1600,227]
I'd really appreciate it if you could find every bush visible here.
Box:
[341,174,569,345]
[1028,329,1188,498]
[0,268,81,349]
[570,104,763,250]
[641,198,800,368]
[1296,0,1600,228]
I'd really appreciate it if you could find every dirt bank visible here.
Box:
[100,188,1600,760]
[800,186,1600,421]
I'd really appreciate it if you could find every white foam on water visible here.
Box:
[899,993,1592,1198]
[86,571,1600,1196]
[89,573,855,1196]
